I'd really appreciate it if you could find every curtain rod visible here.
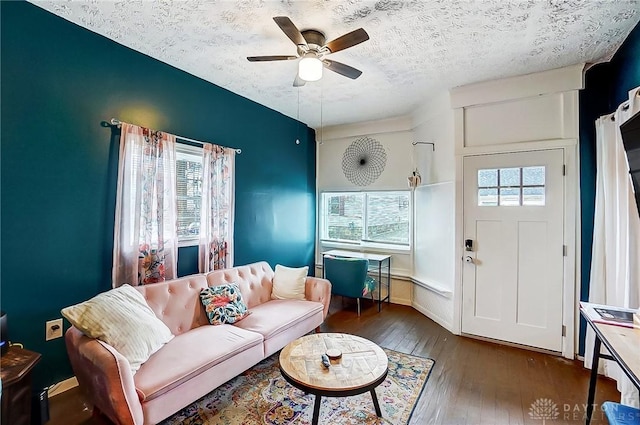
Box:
[107,118,242,154]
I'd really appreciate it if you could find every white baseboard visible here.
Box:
[48,376,78,397]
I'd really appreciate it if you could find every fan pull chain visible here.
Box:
[295,88,300,145]
[320,78,323,145]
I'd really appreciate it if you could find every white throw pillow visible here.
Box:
[61,284,174,374]
[271,264,308,300]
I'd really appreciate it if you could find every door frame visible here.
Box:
[453,139,579,359]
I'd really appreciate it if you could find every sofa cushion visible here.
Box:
[232,299,323,340]
[61,284,174,374]
[133,324,263,402]
[271,265,308,300]
[206,262,275,309]
[135,274,210,336]
[200,284,250,325]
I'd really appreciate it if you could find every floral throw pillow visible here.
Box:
[200,284,250,325]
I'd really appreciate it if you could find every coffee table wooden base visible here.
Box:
[279,333,389,425]
[281,369,387,425]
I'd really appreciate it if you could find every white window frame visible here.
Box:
[176,142,204,247]
[319,190,411,251]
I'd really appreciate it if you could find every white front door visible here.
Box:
[462,149,565,352]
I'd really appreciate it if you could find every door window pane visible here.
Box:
[478,188,498,206]
[523,166,545,186]
[499,188,520,206]
[523,187,545,206]
[478,169,498,187]
[500,168,520,186]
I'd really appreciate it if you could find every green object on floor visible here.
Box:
[161,348,435,425]
[363,276,377,297]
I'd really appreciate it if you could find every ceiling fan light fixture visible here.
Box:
[248,17,368,86]
[298,54,323,82]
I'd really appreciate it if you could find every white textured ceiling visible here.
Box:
[31,0,640,129]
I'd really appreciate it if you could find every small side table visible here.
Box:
[1,346,42,425]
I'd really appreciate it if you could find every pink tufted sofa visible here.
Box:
[64,261,331,425]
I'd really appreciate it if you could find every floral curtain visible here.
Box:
[113,123,178,287]
[198,143,235,272]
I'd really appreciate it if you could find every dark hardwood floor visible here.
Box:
[49,299,618,425]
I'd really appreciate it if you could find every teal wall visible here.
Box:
[578,22,640,354]
[1,1,316,389]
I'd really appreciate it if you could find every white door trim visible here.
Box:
[453,139,578,359]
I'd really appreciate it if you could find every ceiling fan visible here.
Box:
[247,16,369,87]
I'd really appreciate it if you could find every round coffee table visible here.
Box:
[279,332,388,425]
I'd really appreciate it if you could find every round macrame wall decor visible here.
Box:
[342,136,387,186]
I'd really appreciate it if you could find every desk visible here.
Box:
[580,302,640,425]
[1,346,42,425]
[322,249,391,311]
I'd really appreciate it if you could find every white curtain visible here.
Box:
[198,144,235,272]
[585,86,640,407]
[113,123,178,287]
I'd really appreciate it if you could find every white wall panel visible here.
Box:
[450,63,584,108]
[412,91,455,183]
[413,182,454,291]
[407,93,457,331]
[464,94,563,147]
[413,286,454,331]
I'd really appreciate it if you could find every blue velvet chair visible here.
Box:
[324,256,377,315]
[602,402,640,425]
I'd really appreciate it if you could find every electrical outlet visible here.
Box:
[46,318,63,341]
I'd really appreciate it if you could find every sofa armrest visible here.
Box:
[305,277,332,319]
[65,327,143,425]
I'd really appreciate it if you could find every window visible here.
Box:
[176,143,203,243]
[478,166,545,206]
[320,191,411,246]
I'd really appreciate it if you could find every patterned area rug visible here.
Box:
[161,348,434,425]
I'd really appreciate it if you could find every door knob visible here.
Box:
[464,256,474,264]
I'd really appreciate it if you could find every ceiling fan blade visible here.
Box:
[273,16,306,46]
[324,28,369,53]
[293,74,306,87]
[323,60,363,79]
[247,55,298,62]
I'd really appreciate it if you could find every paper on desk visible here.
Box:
[580,302,640,329]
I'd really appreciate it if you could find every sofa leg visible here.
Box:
[92,406,102,418]
[315,326,321,333]
[357,298,361,316]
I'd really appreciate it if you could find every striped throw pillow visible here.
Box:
[61,284,174,374]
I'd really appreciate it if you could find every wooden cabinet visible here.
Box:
[1,346,42,425]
